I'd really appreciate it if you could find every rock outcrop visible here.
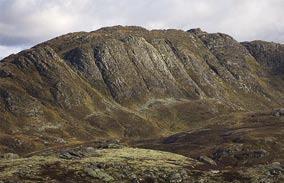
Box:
[242,40,284,75]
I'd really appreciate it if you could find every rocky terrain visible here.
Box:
[0,26,283,182]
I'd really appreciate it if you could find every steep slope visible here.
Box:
[241,40,284,105]
[242,40,284,75]
[0,44,161,153]
[0,26,283,154]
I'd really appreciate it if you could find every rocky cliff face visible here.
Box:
[0,26,283,153]
[242,40,284,75]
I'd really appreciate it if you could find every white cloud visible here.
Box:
[0,45,25,60]
[0,0,283,58]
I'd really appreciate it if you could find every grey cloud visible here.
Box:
[0,0,283,58]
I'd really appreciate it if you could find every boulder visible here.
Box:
[84,167,114,182]
[1,153,20,159]
[59,149,84,159]
[273,108,284,117]
[198,155,217,166]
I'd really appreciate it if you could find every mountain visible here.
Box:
[0,25,283,153]
[0,26,283,182]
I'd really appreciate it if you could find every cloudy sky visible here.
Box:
[0,0,283,59]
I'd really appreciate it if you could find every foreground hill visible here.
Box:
[0,26,283,154]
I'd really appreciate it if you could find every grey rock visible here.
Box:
[268,162,283,176]
[84,167,114,182]
[1,153,20,159]
[59,150,84,159]
[99,140,124,149]
[198,155,217,166]
[85,146,96,154]
[169,172,183,183]
[273,108,284,117]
